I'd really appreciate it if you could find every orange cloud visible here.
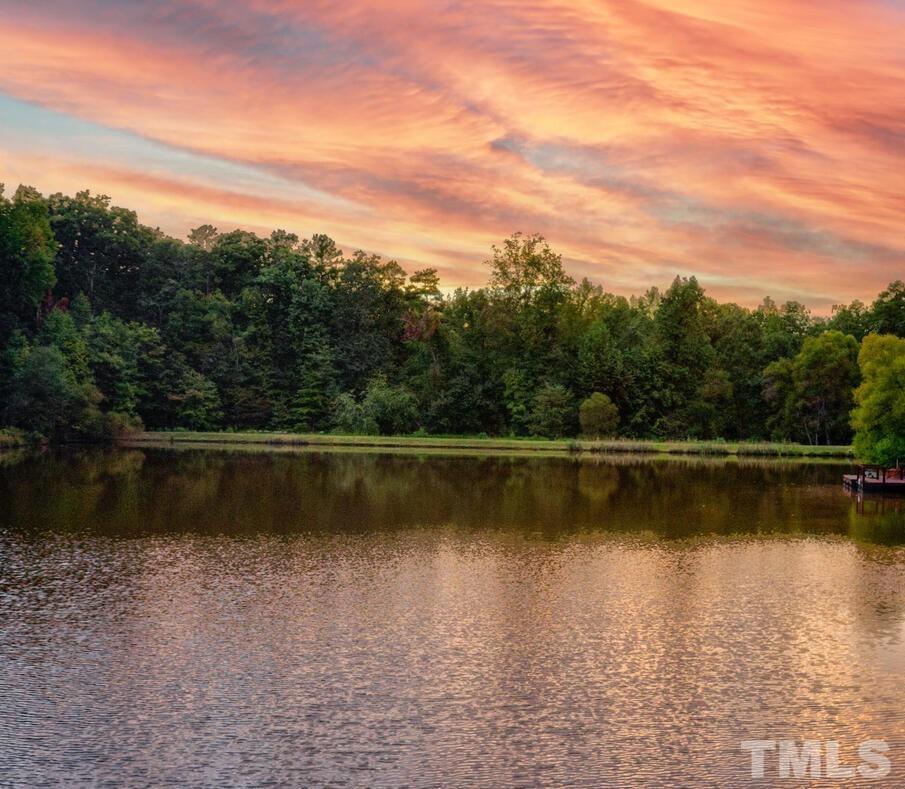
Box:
[1,0,904,308]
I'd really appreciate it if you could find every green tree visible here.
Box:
[502,368,533,434]
[649,276,715,436]
[330,250,409,392]
[288,343,338,431]
[487,233,573,305]
[529,383,575,438]
[187,224,218,294]
[708,303,769,439]
[688,367,734,439]
[757,298,813,361]
[0,185,57,340]
[168,368,222,430]
[827,299,871,341]
[4,182,902,447]
[38,308,93,389]
[247,237,339,429]
[47,190,155,315]
[5,345,104,440]
[764,331,859,444]
[578,320,625,403]
[85,311,153,418]
[852,334,905,465]
[485,234,575,396]
[871,281,905,337]
[361,376,418,435]
[210,229,268,296]
[579,392,619,438]
[418,289,505,435]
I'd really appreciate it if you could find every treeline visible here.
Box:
[2,184,904,454]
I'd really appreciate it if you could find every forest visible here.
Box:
[1,184,904,461]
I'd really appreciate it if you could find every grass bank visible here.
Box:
[126,431,855,458]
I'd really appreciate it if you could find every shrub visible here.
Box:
[579,392,620,438]
[361,376,418,435]
[330,392,378,435]
[104,411,144,439]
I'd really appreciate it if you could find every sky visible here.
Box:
[1,0,904,310]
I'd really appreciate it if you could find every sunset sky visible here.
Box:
[1,0,904,309]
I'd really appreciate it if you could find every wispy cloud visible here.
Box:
[0,0,903,307]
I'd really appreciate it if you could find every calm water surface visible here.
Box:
[1,448,904,786]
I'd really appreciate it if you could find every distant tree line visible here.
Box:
[2,184,904,459]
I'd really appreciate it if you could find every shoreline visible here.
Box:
[124,431,855,458]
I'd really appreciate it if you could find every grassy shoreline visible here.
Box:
[125,431,855,458]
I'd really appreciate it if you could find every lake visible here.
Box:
[1,447,904,786]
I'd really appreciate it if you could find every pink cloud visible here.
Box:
[1,0,904,308]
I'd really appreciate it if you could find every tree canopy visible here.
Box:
[852,335,905,466]
[1,186,903,450]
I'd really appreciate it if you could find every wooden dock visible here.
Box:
[843,465,905,495]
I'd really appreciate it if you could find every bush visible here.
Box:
[104,411,144,439]
[579,392,620,438]
[361,376,418,435]
[331,377,419,436]
[331,392,378,435]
